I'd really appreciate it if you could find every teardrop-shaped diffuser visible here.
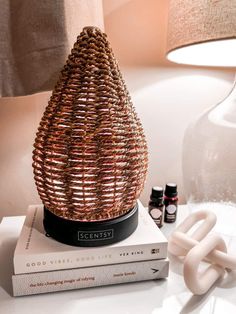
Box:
[32,27,148,246]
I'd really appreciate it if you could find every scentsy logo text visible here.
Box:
[78,229,114,241]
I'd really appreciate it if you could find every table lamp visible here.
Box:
[166,0,236,240]
[32,26,148,247]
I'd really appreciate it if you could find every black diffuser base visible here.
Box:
[43,204,138,247]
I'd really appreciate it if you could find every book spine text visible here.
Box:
[12,259,169,296]
[14,243,167,274]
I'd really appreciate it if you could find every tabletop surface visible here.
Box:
[1,205,236,314]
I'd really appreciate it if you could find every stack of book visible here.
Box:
[12,202,169,296]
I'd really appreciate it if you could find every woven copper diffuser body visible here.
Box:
[32,27,148,247]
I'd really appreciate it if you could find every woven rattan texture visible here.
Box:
[32,27,148,222]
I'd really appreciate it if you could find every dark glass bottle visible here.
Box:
[164,183,178,223]
[148,186,164,228]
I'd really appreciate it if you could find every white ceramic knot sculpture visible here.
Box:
[168,210,236,295]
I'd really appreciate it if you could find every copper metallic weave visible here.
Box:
[32,26,148,222]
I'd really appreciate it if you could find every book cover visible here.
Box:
[14,201,168,274]
[12,258,169,296]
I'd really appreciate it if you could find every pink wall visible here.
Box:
[103,0,170,66]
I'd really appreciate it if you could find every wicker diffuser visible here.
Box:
[32,27,148,246]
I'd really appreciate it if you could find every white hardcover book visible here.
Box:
[14,201,168,274]
[12,258,169,296]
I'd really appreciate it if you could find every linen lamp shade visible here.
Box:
[166,0,236,66]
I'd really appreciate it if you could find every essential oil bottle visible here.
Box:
[148,186,164,228]
[164,183,178,223]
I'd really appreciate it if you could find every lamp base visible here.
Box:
[43,204,138,247]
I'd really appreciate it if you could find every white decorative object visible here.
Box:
[168,210,236,295]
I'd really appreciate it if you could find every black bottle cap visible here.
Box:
[151,186,164,200]
[165,183,177,197]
